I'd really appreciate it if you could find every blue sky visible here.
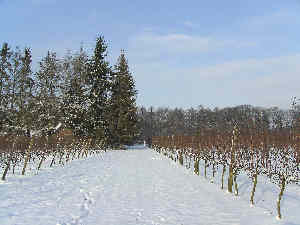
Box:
[1,0,300,109]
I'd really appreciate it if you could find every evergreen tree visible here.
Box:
[0,44,36,135]
[16,47,34,135]
[0,43,12,109]
[86,36,111,142]
[34,51,62,134]
[1,46,25,133]
[64,78,89,136]
[62,47,90,136]
[8,46,23,111]
[108,50,138,147]
[0,43,12,132]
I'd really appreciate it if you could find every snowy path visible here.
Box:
[0,148,292,225]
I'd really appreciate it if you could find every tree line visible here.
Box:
[137,103,300,143]
[0,36,139,148]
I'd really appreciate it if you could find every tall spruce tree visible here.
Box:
[62,47,90,136]
[0,43,12,109]
[35,51,62,134]
[0,43,12,132]
[108,50,138,147]
[0,44,35,135]
[87,36,111,142]
[16,47,34,135]
[3,46,26,133]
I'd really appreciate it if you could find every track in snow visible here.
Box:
[0,148,288,225]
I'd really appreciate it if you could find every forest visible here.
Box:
[0,36,139,148]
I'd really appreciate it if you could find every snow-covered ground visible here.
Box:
[0,147,299,225]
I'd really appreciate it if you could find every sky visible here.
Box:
[1,0,300,109]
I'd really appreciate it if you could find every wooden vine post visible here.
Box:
[277,176,286,220]
[250,134,258,205]
[228,126,238,193]
[22,137,34,175]
[1,136,18,180]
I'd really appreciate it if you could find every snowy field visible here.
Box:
[0,147,299,225]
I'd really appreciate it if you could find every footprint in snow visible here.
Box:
[58,191,94,225]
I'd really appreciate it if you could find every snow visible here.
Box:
[54,122,62,131]
[30,122,62,136]
[0,147,299,225]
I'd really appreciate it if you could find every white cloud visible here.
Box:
[129,32,256,60]
[186,54,300,79]
[183,21,199,28]
[236,8,300,36]
[249,9,299,26]
[133,53,300,109]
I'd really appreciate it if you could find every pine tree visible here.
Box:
[108,50,138,147]
[87,36,111,142]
